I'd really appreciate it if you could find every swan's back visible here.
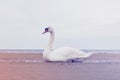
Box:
[47,47,92,61]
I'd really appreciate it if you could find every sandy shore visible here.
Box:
[0,53,120,80]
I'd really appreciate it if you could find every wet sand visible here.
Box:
[0,53,120,80]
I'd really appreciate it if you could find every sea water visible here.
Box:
[0,49,120,54]
[0,49,120,63]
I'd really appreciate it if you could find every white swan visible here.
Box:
[42,27,92,62]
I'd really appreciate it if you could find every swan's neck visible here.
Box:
[43,31,55,56]
[47,31,55,50]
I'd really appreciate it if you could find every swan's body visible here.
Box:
[42,27,92,62]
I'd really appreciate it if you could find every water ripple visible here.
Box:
[0,58,120,64]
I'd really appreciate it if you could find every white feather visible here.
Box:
[42,27,92,61]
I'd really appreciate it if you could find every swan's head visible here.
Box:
[42,27,54,34]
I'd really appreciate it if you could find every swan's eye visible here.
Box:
[45,28,49,32]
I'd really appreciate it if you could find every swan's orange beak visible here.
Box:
[42,31,46,34]
[42,31,47,34]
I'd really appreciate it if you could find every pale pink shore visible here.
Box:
[0,53,120,80]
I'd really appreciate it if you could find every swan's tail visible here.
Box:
[71,53,93,62]
[81,52,92,58]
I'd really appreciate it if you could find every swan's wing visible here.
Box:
[47,47,92,61]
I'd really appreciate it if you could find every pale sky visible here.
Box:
[0,0,120,49]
